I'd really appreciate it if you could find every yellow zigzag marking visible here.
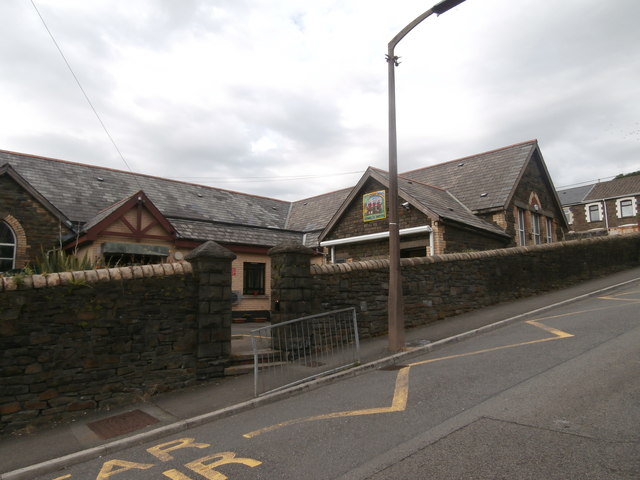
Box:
[243,366,410,439]
[598,295,640,304]
[242,320,572,439]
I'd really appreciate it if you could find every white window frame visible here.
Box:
[585,202,603,222]
[0,221,16,272]
[616,197,636,218]
[532,213,541,245]
[546,217,553,243]
[517,208,526,246]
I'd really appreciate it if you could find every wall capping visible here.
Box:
[310,233,640,275]
[0,261,193,292]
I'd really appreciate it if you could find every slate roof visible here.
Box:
[81,195,132,231]
[585,176,640,200]
[557,184,596,206]
[169,218,303,246]
[286,188,351,232]
[397,175,508,237]
[403,140,538,213]
[0,150,290,230]
[0,140,556,249]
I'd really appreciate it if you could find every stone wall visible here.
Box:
[271,234,640,339]
[439,222,508,253]
[0,241,234,435]
[0,175,71,268]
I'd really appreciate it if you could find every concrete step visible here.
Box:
[226,348,287,376]
[224,360,288,376]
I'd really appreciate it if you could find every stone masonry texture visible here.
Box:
[303,234,640,338]
[0,256,235,435]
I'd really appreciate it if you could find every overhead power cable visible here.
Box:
[30,0,141,189]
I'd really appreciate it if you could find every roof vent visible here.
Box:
[197,193,203,198]
[458,163,464,167]
[96,177,104,182]
[480,193,488,197]
[272,207,277,210]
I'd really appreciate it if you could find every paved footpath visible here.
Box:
[1,267,640,479]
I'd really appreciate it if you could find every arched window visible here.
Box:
[0,221,16,272]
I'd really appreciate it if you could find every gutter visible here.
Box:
[322,225,434,262]
[319,225,432,247]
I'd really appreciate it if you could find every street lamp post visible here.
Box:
[387,0,467,352]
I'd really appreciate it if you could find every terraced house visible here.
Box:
[0,139,567,319]
[558,175,640,237]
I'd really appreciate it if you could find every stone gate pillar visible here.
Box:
[269,244,314,324]
[185,241,236,379]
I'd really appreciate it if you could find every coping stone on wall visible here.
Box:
[132,265,144,279]
[152,264,164,276]
[0,262,193,292]
[46,272,61,287]
[141,265,154,277]
[120,267,133,280]
[31,274,47,288]
[309,234,640,278]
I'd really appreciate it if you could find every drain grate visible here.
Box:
[87,409,159,439]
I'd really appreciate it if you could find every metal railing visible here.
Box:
[250,308,360,397]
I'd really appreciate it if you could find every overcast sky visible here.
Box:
[1,0,638,201]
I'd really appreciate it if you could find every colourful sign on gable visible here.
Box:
[363,190,386,222]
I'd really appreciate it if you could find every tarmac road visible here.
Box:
[18,274,640,480]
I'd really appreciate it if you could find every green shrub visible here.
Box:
[33,248,95,274]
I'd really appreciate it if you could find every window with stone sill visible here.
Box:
[0,221,16,272]
[616,197,636,218]
[585,202,603,222]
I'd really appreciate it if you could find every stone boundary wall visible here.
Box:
[0,262,193,293]
[0,241,235,435]
[306,234,640,338]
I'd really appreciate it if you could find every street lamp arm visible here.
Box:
[388,9,435,53]
[388,0,466,52]
[389,7,435,52]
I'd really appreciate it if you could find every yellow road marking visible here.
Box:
[598,295,640,304]
[243,318,573,438]
[408,320,572,368]
[243,366,410,439]
[241,289,640,440]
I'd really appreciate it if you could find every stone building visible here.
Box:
[320,140,568,262]
[558,175,640,237]
[1,139,567,318]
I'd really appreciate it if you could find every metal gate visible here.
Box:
[250,308,360,397]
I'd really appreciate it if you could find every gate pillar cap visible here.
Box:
[185,240,237,261]
[268,243,314,256]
